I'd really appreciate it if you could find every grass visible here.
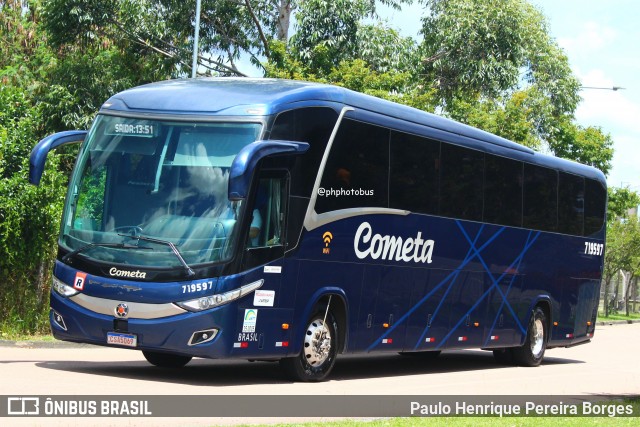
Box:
[236,418,637,427]
[230,398,640,426]
[0,331,55,341]
[597,312,640,321]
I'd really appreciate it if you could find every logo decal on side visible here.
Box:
[353,222,435,264]
[322,231,333,254]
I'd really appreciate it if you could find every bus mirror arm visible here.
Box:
[228,140,309,200]
[29,130,87,185]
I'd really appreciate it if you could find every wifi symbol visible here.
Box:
[322,231,333,247]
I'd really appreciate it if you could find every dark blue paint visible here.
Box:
[44,78,603,364]
[29,130,87,185]
[228,140,309,200]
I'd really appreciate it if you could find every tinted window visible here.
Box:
[484,155,523,227]
[440,144,484,221]
[270,108,338,197]
[389,131,440,214]
[558,172,584,235]
[584,179,606,235]
[316,119,389,213]
[523,164,557,232]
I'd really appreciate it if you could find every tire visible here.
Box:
[280,308,338,382]
[492,348,514,365]
[142,350,192,368]
[511,307,547,367]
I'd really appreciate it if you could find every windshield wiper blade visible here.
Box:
[62,242,151,264]
[119,234,195,277]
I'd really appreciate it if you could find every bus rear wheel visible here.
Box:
[142,350,192,368]
[280,308,338,382]
[511,307,547,367]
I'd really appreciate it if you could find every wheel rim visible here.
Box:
[530,318,544,357]
[303,318,332,367]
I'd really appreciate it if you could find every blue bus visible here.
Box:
[30,78,606,381]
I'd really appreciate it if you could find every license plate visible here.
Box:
[107,332,137,347]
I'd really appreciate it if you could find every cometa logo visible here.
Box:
[353,222,435,264]
[322,231,333,254]
[109,267,147,279]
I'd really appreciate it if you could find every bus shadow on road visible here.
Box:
[34,349,585,386]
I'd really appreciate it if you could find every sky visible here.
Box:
[379,0,640,191]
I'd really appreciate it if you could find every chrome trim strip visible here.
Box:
[69,293,187,319]
[307,207,410,230]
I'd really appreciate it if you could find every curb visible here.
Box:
[2,320,639,349]
[596,319,640,326]
[0,339,92,349]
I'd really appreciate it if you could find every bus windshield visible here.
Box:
[61,115,262,269]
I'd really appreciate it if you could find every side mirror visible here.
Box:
[29,130,87,185]
[228,140,309,200]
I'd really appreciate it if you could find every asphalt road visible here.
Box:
[1,323,639,426]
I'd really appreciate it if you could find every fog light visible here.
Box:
[188,328,218,346]
[52,310,67,331]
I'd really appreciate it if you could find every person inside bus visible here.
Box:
[223,201,262,247]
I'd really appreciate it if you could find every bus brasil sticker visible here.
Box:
[107,332,138,347]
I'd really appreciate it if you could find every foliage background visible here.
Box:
[0,0,634,336]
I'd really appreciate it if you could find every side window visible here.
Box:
[270,108,338,197]
[250,176,286,248]
[440,143,484,221]
[484,155,523,227]
[241,174,287,270]
[523,164,557,232]
[584,178,606,235]
[558,172,584,236]
[390,131,440,214]
[316,119,389,214]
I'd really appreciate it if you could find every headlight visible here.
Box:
[176,279,263,312]
[52,276,79,297]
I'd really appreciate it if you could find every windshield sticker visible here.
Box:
[105,120,158,137]
[242,309,258,332]
[73,272,87,291]
[253,290,275,307]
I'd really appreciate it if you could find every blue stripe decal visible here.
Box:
[366,221,541,353]
[483,230,535,347]
[366,223,506,352]
[413,225,486,349]
[435,226,540,348]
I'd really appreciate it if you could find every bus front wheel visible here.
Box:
[142,350,192,368]
[280,308,338,382]
[511,307,547,367]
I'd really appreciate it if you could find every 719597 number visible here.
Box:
[584,242,604,256]
[182,281,214,294]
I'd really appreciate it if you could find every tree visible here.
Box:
[0,3,69,334]
[419,0,613,175]
[607,187,640,224]
[603,217,640,317]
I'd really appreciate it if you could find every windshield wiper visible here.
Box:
[62,242,152,264]
[119,234,195,277]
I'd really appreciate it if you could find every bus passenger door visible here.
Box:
[236,173,289,353]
